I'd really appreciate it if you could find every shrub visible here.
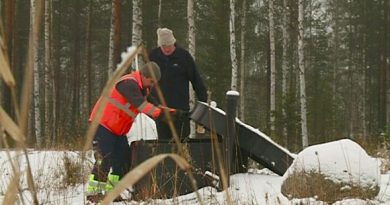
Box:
[281,170,379,204]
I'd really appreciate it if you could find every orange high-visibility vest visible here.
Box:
[89,71,162,136]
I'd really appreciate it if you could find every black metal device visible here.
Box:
[190,101,295,176]
[130,139,222,199]
[130,100,294,199]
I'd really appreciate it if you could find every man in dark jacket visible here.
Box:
[149,28,208,140]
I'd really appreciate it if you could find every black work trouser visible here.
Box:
[156,118,190,140]
[91,125,131,182]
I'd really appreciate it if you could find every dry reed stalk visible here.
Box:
[0,43,15,87]
[0,23,20,121]
[0,106,25,142]
[206,101,233,205]
[18,0,45,202]
[2,172,20,205]
[0,0,44,204]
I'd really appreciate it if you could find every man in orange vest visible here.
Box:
[86,62,184,202]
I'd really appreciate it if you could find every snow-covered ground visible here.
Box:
[1,138,390,205]
[1,114,390,204]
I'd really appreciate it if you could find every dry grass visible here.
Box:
[62,153,87,186]
[281,170,380,204]
[354,136,390,173]
[354,136,385,155]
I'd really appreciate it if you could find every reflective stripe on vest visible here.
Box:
[107,97,137,119]
[138,101,158,117]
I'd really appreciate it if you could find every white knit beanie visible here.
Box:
[157,28,176,46]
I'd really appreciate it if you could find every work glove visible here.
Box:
[196,124,206,134]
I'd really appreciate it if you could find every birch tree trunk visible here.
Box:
[108,0,121,75]
[44,0,51,145]
[281,0,289,140]
[31,0,42,147]
[132,0,142,46]
[4,0,15,60]
[158,0,162,27]
[187,0,195,60]
[239,0,247,121]
[187,0,196,138]
[1,0,15,117]
[268,0,276,135]
[298,0,308,148]
[229,0,238,91]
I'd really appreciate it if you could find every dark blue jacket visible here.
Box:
[149,45,208,111]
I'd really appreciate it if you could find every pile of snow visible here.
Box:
[284,139,381,188]
[282,139,381,202]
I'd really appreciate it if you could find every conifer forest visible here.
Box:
[0,0,389,152]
